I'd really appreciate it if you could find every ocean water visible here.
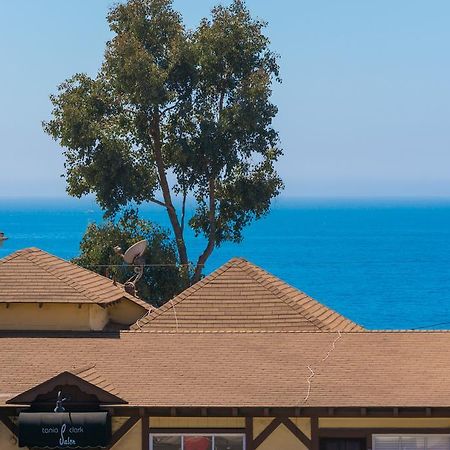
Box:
[1,197,450,330]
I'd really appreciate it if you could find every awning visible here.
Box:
[18,412,111,448]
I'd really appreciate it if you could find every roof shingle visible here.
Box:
[1,330,450,408]
[0,248,150,310]
[133,258,362,331]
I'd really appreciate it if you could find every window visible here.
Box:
[320,438,366,450]
[151,434,245,450]
[373,435,450,450]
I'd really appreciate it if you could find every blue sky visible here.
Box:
[1,0,449,198]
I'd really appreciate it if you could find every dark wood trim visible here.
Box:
[106,416,139,450]
[149,427,245,434]
[5,404,450,420]
[367,433,372,450]
[141,415,149,450]
[94,405,450,418]
[253,417,282,448]
[0,415,18,437]
[319,429,370,438]
[311,416,319,450]
[281,417,312,448]
[246,417,254,450]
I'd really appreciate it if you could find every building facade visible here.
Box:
[1,249,449,450]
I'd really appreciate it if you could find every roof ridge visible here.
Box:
[69,365,122,397]
[235,259,323,331]
[20,249,98,305]
[122,329,450,334]
[0,248,37,265]
[132,259,240,329]
[131,256,362,332]
[71,363,97,375]
[236,259,362,331]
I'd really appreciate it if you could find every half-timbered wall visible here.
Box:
[3,413,450,449]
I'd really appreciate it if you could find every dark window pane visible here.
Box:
[153,435,182,450]
[320,438,366,450]
[215,435,245,450]
[184,436,212,450]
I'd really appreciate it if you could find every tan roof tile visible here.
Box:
[1,330,450,408]
[133,258,362,331]
[0,248,151,311]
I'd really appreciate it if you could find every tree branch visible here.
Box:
[161,101,181,116]
[180,186,187,233]
[191,88,226,283]
[150,109,189,265]
[149,198,167,207]
[192,177,216,283]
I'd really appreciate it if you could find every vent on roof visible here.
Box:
[114,240,147,297]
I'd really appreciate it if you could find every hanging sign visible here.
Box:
[18,412,111,448]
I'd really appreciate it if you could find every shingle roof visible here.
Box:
[7,364,124,405]
[0,248,150,310]
[133,258,362,332]
[1,330,450,408]
[71,364,122,398]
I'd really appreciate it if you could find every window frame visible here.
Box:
[372,433,450,450]
[150,432,246,450]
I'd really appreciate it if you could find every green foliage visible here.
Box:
[170,1,283,246]
[44,0,283,282]
[73,211,189,306]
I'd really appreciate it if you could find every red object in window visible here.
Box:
[184,436,211,450]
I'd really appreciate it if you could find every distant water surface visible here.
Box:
[1,197,450,330]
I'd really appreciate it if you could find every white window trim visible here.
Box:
[150,433,246,450]
[372,433,450,450]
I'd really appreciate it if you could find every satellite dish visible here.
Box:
[123,240,147,265]
[114,240,148,296]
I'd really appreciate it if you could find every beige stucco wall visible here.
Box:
[0,422,18,450]
[0,303,108,331]
[3,415,450,450]
[89,304,109,330]
[111,417,141,450]
[256,423,308,450]
[254,418,310,450]
[320,418,450,428]
[108,299,147,326]
[151,417,246,428]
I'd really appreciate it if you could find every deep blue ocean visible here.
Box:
[1,197,450,330]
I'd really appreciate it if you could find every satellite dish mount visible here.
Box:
[114,240,148,296]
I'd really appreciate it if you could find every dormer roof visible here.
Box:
[0,247,150,311]
[133,257,362,331]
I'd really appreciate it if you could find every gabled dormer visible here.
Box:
[0,248,152,331]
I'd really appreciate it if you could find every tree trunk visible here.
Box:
[192,178,216,283]
[151,111,189,266]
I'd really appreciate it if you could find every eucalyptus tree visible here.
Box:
[44,0,283,283]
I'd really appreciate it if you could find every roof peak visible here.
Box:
[0,247,151,311]
[133,257,363,332]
